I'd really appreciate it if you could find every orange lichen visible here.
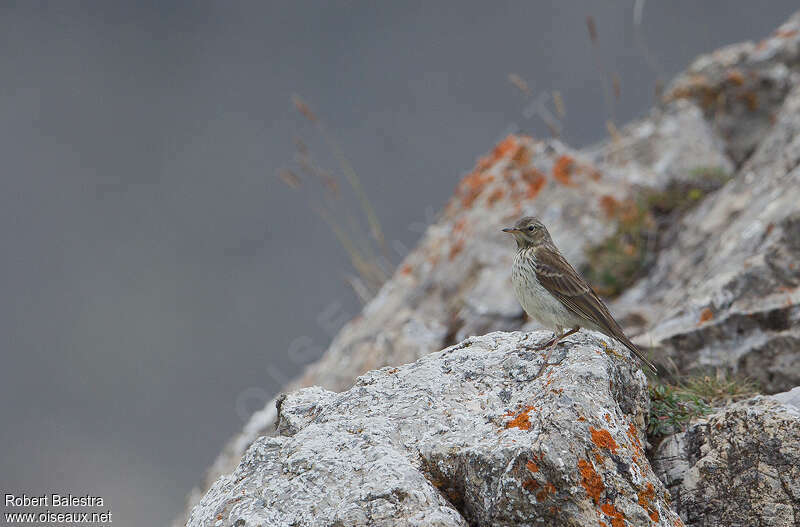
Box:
[399,264,412,276]
[601,502,625,527]
[475,155,493,172]
[577,416,587,422]
[638,482,659,522]
[627,423,643,455]
[521,168,547,199]
[726,69,745,86]
[522,478,540,492]
[526,460,539,473]
[505,406,536,430]
[698,307,714,325]
[599,195,620,218]
[739,91,758,111]
[448,239,465,260]
[604,413,611,423]
[487,187,505,206]
[598,522,608,527]
[578,459,605,504]
[536,482,557,502]
[458,171,494,207]
[472,136,519,173]
[592,448,607,465]
[452,217,468,234]
[553,155,575,186]
[590,427,619,454]
[666,73,719,108]
[511,144,531,165]
[493,135,519,160]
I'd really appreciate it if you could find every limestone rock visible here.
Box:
[664,11,800,164]
[652,389,800,527]
[186,91,735,513]
[619,83,800,393]
[188,332,681,527]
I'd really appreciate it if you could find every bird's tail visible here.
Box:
[616,333,658,375]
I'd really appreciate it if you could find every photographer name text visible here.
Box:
[6,493,105,507]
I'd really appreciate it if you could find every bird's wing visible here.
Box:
[533,245,658,374]
[532,245,615,329]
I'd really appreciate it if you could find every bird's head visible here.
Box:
[502,216,552,249]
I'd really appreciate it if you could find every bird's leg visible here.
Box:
[536,326,579,376]
[529,333,557,351]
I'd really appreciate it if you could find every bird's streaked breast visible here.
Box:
[511,248,579,329]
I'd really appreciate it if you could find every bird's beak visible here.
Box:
[502,227,518,233]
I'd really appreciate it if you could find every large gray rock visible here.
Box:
[652,389,800,527]
[619,82,800,393]
[664,11,800,164]
[188,332,681,527]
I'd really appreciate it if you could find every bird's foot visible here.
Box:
[534,352,567,378]
[513,352,566,382]
[522,334,558,352]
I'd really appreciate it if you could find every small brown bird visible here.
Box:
[503,216,657,374]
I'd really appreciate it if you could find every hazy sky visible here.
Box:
[1,2,796,525]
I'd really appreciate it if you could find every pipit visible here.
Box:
[503,216,658,375]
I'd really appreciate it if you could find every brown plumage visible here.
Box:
[503,216,657,374]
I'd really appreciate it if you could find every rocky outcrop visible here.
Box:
[185,66,738,516]
[652,388,800,527]
[188,332,681,527]
[619,81,800,393]
[178,11,800,526]
[664,12,800,164]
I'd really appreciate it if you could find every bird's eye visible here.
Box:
[527,225,534,231]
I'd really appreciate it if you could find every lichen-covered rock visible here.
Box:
[664,11,800,164]
[652,388,800,527]
[618,83,800,393]
[184,88,734,519]
[188,332,681,527]
[177,12,800,525]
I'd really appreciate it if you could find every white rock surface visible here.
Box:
[188,332,680,527]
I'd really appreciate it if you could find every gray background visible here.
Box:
[0,2,795,525]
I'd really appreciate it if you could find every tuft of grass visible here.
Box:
[278,96,390,303]
[584,198,657,297]
[648,382,712,438]
[673,372,759,406]
[584,166,731,298]
[648,371,759,439]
